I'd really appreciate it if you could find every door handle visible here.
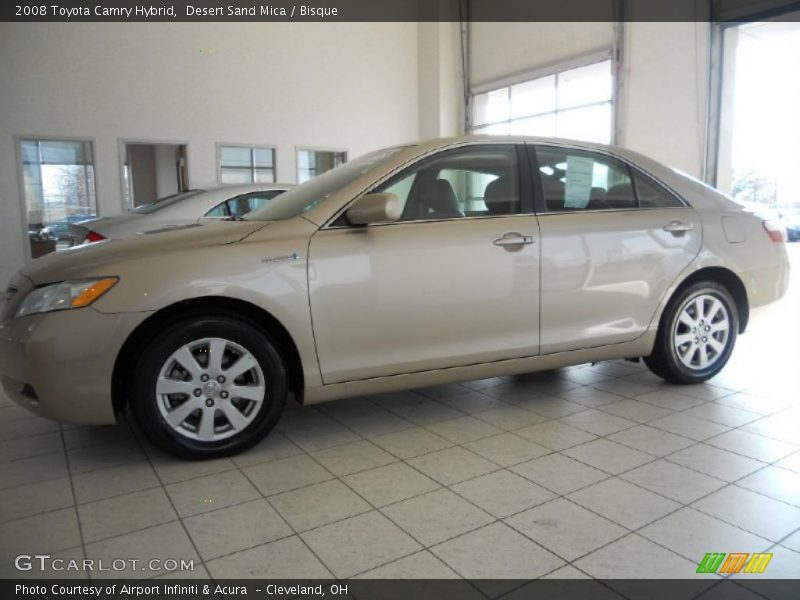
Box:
[663,220,694,234]
[493,232,535,247]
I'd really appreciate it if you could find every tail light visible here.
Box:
[85,230,106,243]
[762,221,786,243]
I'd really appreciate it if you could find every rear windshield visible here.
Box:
[131,190,204,214]
[244,147,407,221]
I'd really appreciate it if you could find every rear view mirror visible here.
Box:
[346,193,401,225]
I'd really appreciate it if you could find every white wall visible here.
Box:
[418,21,464,138]
[470,22,615,87]
[127,145,157,206]
[154,145,180,198]
[0,22,420,287]
[619,22,710,178]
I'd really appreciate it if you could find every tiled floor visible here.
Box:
[1,248,799,582]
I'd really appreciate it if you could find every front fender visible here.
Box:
[93,218,322,387]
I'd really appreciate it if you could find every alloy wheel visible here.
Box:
[672,293,731,371]
[155,337,266,441]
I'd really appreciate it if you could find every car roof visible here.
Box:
[413,134,650,161]
[301,135,737,225]
[412,136,738,210]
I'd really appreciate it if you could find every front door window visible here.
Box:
[374,145,521,220]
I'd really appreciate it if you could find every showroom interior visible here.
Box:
[1,1,800,588]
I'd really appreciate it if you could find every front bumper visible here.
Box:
[0,307,149,425]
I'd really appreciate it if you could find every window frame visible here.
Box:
[526,143,689,214]
[296,146,348,184]
[470,51,616,145]
[217,143,277,186]
[15,134,100,262]
[324,142,534,229]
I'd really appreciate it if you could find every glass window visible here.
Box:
[205,202,230,218]
[297,149,347,183]
[373,145,520,221]
[228,190,284,217]
[556,61,613,110]
[472,59,613,144]
[556,103,613,144]
[20,138,98,257]
[246,146,405,222]
[380,173,418,211]
[535,146,633,212]
[219,145,275,184]
[511,114,556,137]
[511,75,556,119]
[205,190,285,219]
[473,88,510,126]
[473,122,511,135]
[633,173,683,208]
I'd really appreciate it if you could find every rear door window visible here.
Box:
[534,146,634,212]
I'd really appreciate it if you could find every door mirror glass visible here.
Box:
[346,193,401,225]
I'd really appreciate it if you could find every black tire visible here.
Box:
[130,314,287,459]
[645,281,739,384]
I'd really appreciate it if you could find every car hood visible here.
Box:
[22,220,269,285]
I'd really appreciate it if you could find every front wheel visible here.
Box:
[645,281,739,384]
[130,315,287,459]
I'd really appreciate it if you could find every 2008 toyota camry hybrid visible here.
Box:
[0,137,789,458]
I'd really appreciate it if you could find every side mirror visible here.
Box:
[346,193,401,225]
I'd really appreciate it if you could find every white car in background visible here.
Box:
[70,184,291,243]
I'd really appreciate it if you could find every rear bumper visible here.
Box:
[742,249,790,311]
[0,307,149,425]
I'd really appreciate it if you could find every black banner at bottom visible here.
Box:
[4,579,800,600]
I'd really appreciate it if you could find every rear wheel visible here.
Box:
[645,281,738,384]
[130,315,286,459]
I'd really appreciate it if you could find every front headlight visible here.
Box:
[15,278,119,318]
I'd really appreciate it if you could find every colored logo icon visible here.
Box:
[696,552,773,574]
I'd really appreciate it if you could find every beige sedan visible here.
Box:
[0,137,790,458]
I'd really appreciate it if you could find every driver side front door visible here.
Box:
[307,144,541,384]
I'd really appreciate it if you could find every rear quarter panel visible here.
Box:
[694,206,789,308]
[643,186,789,335]
[604,156,789,333]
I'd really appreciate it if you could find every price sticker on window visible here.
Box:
[564,156,595,209]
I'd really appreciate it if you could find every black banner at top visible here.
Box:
[3,0,800,23]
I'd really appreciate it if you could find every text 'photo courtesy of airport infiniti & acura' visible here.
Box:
[0,137,789,458]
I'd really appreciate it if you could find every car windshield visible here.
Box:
[131,190,204,214]
[244,147,407,221]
